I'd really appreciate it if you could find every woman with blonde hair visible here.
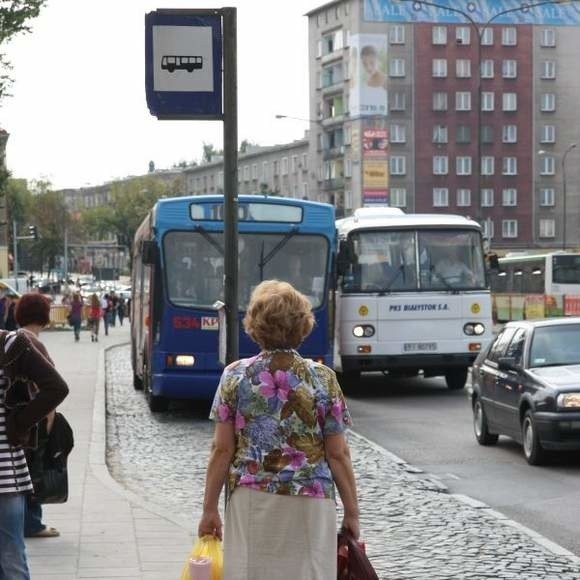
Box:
[88,293,101,342]
[198,280,359,580]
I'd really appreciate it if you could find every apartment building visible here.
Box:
[307,0,580,249]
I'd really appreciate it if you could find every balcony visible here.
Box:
[323,146,345,160]
[321,114,346,128]
[321,178,345,191]
[321,80,344,96]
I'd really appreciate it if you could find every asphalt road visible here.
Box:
[345,373,580,557]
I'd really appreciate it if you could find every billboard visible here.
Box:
[364,0,580,25]
[363,160,388,189]
[363,129,388,158]
[349,34,388,118]
[363,189,389,205]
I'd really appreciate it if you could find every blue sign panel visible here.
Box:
[145,11,222,119]
[364,0,580,25]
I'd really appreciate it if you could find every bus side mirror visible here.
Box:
[487,253,499,271]
[336,241,351,277]
[142,241,158,265]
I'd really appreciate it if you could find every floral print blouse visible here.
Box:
[210,350,352,500]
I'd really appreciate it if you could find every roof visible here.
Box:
[305,0,342,17]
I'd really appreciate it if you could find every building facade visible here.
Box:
[307,0,580,249]
[184,136,320,204]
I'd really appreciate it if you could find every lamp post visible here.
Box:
[394,0,579,223]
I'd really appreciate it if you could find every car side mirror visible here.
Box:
[497,356,520,372]
[336,240,352,277]
[487,253,499,271]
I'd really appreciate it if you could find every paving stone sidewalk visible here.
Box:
[106,345,580,580]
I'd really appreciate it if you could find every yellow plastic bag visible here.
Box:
[180,535,223,580]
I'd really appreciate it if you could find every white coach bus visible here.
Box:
[335,208,492,390]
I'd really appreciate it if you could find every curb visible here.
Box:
[89,342,193,533]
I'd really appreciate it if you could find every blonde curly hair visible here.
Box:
[243,280,314,350]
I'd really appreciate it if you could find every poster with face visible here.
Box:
[349,34,388,118]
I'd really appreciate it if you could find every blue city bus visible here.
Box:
[131,195,336,411]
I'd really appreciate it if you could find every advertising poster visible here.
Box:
[363,129,388,158]
[363,160,388,189]
[349,34,388,118]
[363,189,389,206]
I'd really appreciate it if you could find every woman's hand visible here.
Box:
[198,508,223,540]
[341,513,360,541]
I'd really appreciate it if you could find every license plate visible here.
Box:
[403,342,437,352]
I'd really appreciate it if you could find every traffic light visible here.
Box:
[28,225,38,240]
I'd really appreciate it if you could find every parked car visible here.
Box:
[471,318,580,465]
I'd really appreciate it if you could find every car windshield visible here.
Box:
[529,324,580,367]
[341,228,485,293]
[163,231,328,309]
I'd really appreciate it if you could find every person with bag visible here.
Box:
[67,292,83,342]
[0,327,69,579]
[88,293,101,343]
[198,280,360,580]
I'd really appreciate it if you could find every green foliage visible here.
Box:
[0,0,47,101]
[5,177,32,224]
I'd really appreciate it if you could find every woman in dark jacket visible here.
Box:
[0,328,69,579]
[68,293,83,342]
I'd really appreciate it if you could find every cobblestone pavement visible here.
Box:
[106,345,580,579]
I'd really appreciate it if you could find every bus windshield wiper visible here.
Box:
[194,225,224,256]
[429,266,458,292]
[258,227,298,279]
[377,265,404,293]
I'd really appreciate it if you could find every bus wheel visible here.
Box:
[144,367,169,412]
[133,373,143,391]
[445,369,467,390]
[337,370,361,393]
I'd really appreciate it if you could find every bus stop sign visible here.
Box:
[145,10,222,119]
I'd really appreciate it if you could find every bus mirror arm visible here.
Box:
[142,241,158,265]
[336,240,352,277]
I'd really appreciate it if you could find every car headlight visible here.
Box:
[557,393,580,408]
[464,323,485,336]
[353,325,375,338]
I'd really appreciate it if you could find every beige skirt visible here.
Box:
[223,487,337,580]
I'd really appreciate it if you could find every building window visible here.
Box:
[390,156,406,175]
[281,157,289,175]
[481,188,494,207]
[481,91,494,111]
[432,58,447,78]
[432,25,447,45]
[390,91,407,111]
[390,25,405,44]
[433,125,448,144]
[432,92,448,111]
[433,188,449,207]
[302,182,309,198]
[389,58,406,77]
[502,157,518,175]
[456,91,471,111]
[502,92,517,112]
[482,218,495,239]
[540,125,556,144]
[262,162,268,180]
[502,27,517,46]
[433,155,449,175]
[480,59,494,78]
[291,156,298,173]
[502,188,517,206]
[456,156,472,176]
[502,60,517,78]
[457,188,471,207]
[502,220,518,238]
[480,27,494,46]
[344,158,352,178]
[252,164,258,180]
[539,219,556,238]
[456,59,471,78]
[321,29,344,56]
[540,28,556,48]
[540,156,555,175]
[502,125,517,143]
[391,188,407,207]
[541,60,556,80]
[243,165,250,181]
[456,26,470,45]
[456,125,471,144]
[481,156,495,176]
[540,93,556,112]
[540,188,555,206]
[390,124,407,143]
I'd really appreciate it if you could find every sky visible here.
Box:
[1,0,325,189]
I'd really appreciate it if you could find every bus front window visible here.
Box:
[418,231,485,290]
[553,255,580,284]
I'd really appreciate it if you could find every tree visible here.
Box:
[0,1,47,101]
[202,142,222,163]
[239,139,258,154]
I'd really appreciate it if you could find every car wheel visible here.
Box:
[473,397,499,446]
[522,410,546,466]
[445,368,467,390]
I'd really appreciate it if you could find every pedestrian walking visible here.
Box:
[109,291,118,327]
[198,280,360,580]
[0,327,69,579]
[88,294,101,342]
[14,293,61,539]
[101,294,111,336]
[68,293,83,342]
[117,296,126,327]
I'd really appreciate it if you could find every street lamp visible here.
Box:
[539,143,578,250]
[275,114,322,125]
[394,0,579,222]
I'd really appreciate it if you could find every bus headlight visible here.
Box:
[353,325,375,338]
[170,355,196,367]
[464,323,485,336]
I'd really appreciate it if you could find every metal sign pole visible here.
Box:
[222,7,239,364]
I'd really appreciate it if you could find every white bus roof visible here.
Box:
[500,251,577,263]
[337,212,482,237]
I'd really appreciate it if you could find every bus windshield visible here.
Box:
[163,231,328,309]
[342,229,485,292]
[553,254,580,284]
